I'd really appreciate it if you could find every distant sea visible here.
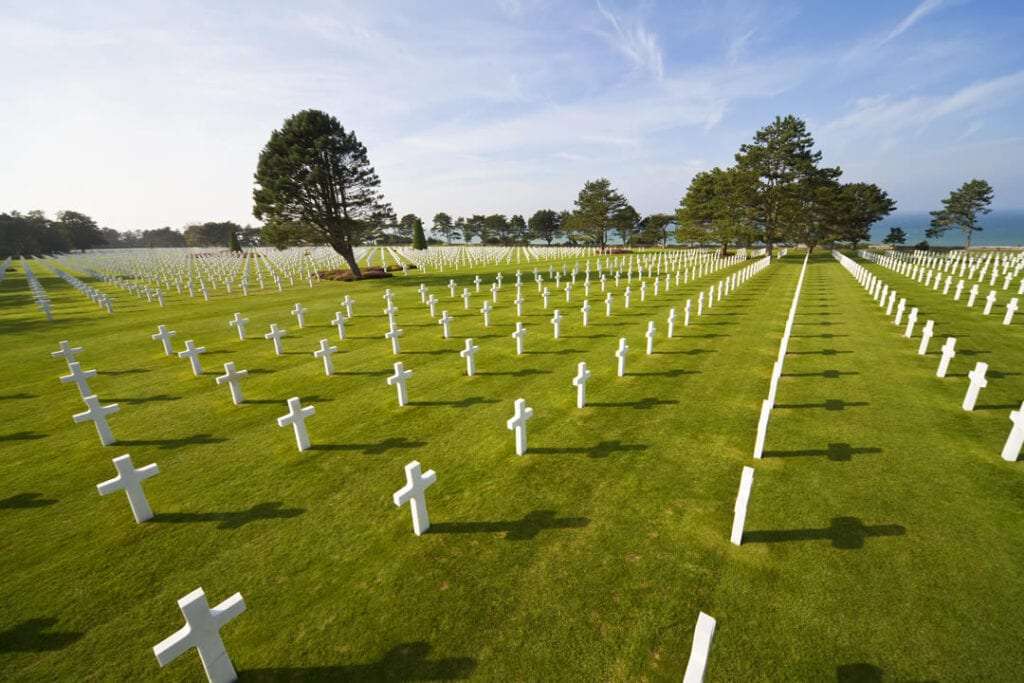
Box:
[871,210,1024,248]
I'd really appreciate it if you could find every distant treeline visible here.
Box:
[0,212,260,258]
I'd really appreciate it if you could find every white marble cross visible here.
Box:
[550,309,563,339]
[893,299,907,326]
[60,361,97,398]
[384,326,403,355]
[936,337,956,377]
[903,307,919,338]
[313,339,338,375]
[639,281,647,302]
[953,280,964,300]
[153,587,246,683]
[623,286,632,308]
[962,361,988,411]
[644,321,656,355]
[490,282,499,303]
[438,310,454,338]
[418,283,428,303]
[512,322,527,355]
[685,300,691,326]
[342,295,355,317]
[615,337,629,377]
[426,294,439,317]
[604,292,613,317]
[228,313,248,340]
[264,324,287,356]
[215,361,248,404]
[51,340,84,366]
[1000,403,1024,462]
[753,399,771,459]
[917,320,934,355]
[73,395,120,446]
[506,398,534,455]
[481,300,493,327]
[542,287,551,309]
[967,284,980,307]
[564,283,572,302]
[448,279,458,297]
[330,311,347,340]
[178,340,207,376]
[97,453,159,523]
[460,338,479,376]
[983,290,997,315]
[290,303,307,328]
[682,612,717,683]
[572,361,591,409]
[473,274,482,292]
[1004,297,1019,326]
[383,288,395,306]
[277,396,315,451]
[580,300,591,327]
[393,460,437,536]
[730,466,755,545]
[462,288,471,309]
[697,291,705,317]
[667,308,677,338]
[151,326,176,355]
[513,293,524,317]
[387,361,413,406]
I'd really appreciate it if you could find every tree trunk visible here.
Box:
[332,240,362,278]
[965,230,972,250]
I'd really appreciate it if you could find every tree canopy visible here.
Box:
[564,178,631,247]
[927,179,993,249]
[528,210,562,245]
[253,109,392,276]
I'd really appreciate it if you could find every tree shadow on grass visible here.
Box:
[531,440,649,458]
[789,333,848,339]
[836,663,884,682]
[407,396,499,408]
[240,642,476,681]
[764,443,881,461]
[119,434,227,449]
[589,398,680,409]
[430,510,590,540]
[0,431,46,442]
[629,369,699,378]
[310,436,427,455]
[0,618,83,652]
[743,516,905,549]
[775,399,868,411]
[152,502,305,530]
[333,370,391,377]
[0,492,57,508]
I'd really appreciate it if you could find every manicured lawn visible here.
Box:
[1,250,1021,681]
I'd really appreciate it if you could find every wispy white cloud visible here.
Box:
[882,0,944,45]
[594,1,664,79]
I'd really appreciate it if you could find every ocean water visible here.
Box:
[871,210,1024,247]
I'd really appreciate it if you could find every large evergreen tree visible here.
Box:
[927,179,993,249]
[253,109,392,277]
[565,178,630,247]
[56,210,105,252]
[432,212,454,243]
[528,210,562,245]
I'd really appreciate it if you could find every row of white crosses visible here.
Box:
[862,250,1020,326]
[20,259,55,320]
[835,251,1023,462]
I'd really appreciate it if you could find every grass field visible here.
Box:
[1,250,1022,681]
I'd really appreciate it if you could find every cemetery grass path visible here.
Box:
[1,251,1022,680]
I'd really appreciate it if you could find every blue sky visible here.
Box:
[2,1,1022,231]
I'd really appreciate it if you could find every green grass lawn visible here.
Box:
[1,250,1022,681]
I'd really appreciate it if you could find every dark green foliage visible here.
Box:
[253,109,393,277]
[432,213,454,243]
[184,221,242,248]
[565,178,631,247]
[411,218,428,250]
[882,227,907,245]
[528,210,562,245]
[927,179,993,248]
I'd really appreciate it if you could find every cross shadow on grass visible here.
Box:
[783,370,859,379]
[787,349,852,356]
[239,642,476,681]
[475,368,551,377]
[152,502,305,530]
[972,403,1021,411]
[531,440,649,458]
[0,429,46,442]
[119,434,227,449]
[0,393,35,400]
[311,437,427,454]
[836,663,885,682]
[763,443,881,461]
[775,399,869,411]
[743,517,905,549]
[0,618,83,652]
[523,348,585,355]
[104,368,149,375]
[106,394,180,405]
[0,492,57,508]
[407,396,499,408]
[430,510,590,540]
[246,395,335,404]
[589,398,679,409]
[655,348,716,356]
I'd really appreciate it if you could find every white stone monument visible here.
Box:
[730,466,754,545]
[572,361,591,409]
[936,337,956,378]
[60,362,97,398]
[97,454,159,523]
[151,326,176,355]
[228,313,248,340]
[615,337,629,377]
[962,362,988,411]
[512,322,527,355]
[313,339,338,376]
[460,338,479,376]
[682,611,717,683]
[178,340,207,376]
[264,324,287,356]
[1000,403,1024,462]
